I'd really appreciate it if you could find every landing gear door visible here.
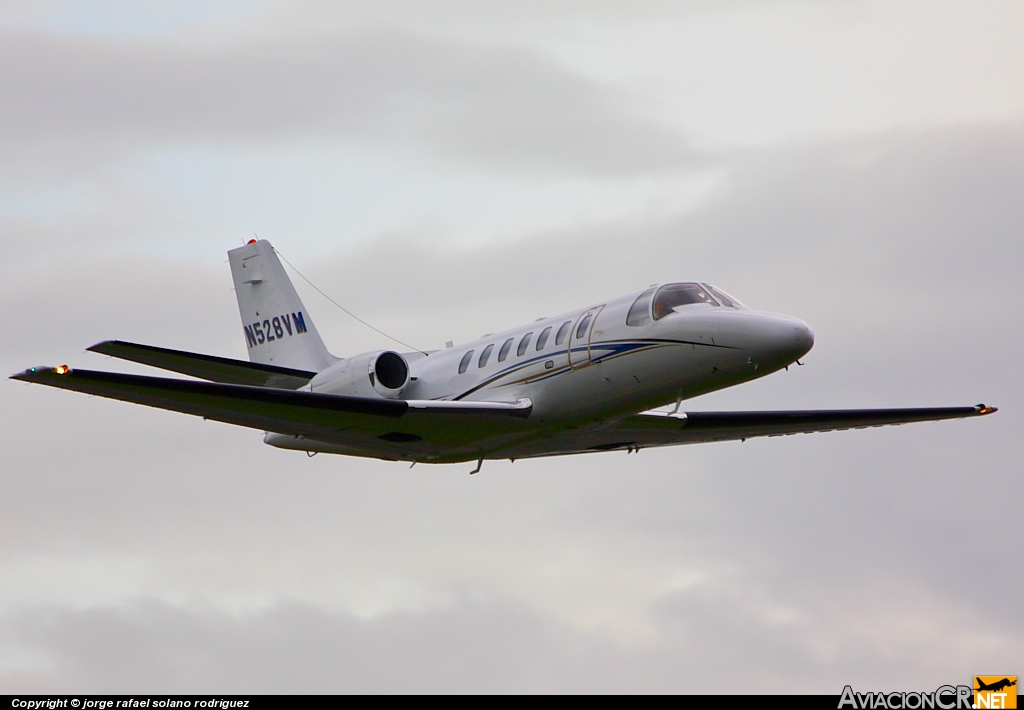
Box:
[568,305,604,370]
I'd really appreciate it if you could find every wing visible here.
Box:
[497,405,996,458]
[10,366,996,464]
[87,340,316,389]
[10,366,534,462]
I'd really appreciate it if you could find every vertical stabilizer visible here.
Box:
[228,240,338,372]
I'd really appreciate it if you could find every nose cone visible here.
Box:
[792,319,815,359]
[756,316,814,369]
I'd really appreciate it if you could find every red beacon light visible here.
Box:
[247,239,257,245]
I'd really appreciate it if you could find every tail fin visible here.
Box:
[228,239,338,373]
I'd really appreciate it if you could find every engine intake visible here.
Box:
[369,351,409,397]
[374,350,409,391]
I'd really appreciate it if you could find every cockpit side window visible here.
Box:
[652,283,718,320]
[626,287,656,327]
[705,284,746,309]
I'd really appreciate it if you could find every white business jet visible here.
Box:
[12,239,995,469]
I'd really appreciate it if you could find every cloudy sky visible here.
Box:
[1,0,1021,693]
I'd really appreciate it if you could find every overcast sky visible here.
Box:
[1,1,1021,693]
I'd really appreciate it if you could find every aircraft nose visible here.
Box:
[757,316,814,367]
[793,319,814,358]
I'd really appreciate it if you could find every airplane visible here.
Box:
[975,678,1016,693]
[11,239,996,470]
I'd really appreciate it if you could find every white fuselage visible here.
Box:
[311,284,814,426]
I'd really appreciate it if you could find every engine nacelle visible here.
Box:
[308,350,410,399]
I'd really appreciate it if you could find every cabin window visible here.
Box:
[536,326,552,351]
[517,332,533,357]
[555,321,572,346]
[458,350,474,374]
[478,343,494,367]
[705,284,746,309]
[652,283,717,320]
[626,287,656,327]
[575,314,593,340]
[498,338,514,362]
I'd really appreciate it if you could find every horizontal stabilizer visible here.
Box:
[87,340,317,389]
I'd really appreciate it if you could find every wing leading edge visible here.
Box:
[502,405,995,458]
[628,406,996,442]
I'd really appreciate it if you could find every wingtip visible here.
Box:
[976,404,998,415]
[9,365,70,381]
[86,340,117,353]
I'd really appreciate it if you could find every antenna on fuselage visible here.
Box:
[274,246,428,356]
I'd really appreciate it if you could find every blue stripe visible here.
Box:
[452,339,685,399]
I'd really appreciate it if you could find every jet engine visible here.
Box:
[308,350,410,399]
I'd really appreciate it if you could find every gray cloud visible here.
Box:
[3,589,1015,694]
[293,122,1023,361]
[0,28,697,180]
[2,120,1021,692]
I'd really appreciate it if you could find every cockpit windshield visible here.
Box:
[652,283,717,320]
[704,284,746,309]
